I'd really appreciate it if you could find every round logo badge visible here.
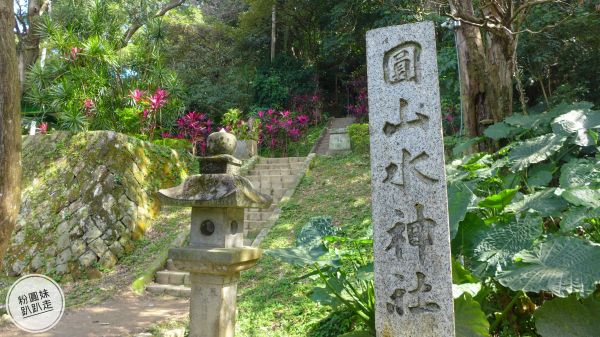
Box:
[5,274,65,333]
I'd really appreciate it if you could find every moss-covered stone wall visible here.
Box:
[3,131,193,278]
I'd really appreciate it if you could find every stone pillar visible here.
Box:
[189,273,239,337]
[366,22,455,336]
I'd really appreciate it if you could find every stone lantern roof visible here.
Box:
[157,129,272,209]
[157,174,271,209]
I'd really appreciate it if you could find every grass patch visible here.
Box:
[236,152,372,336]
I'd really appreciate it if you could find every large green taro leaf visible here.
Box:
[506,188,568,217]
[478,188,518,210]
[534,295,600,337]
[560,187,600,208]
[484,122,518,140]
[473,213,543,269]
[454,293,490,337]
[496,236,600,297]
[559,158,600,188]
[560,206,600,232]
[526,162,555,187]
[552,109,600,146]
[448,181,476,239]
[508,133,566,172]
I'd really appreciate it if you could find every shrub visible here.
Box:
[348,124,370,154]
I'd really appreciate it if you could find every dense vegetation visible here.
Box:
[2,0,600,336]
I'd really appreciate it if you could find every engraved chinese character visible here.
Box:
[408,272,440,314]
[384,42,421,84]
[385,204,436,263]
[383,99,429,136]
[386,272,440,316]
[383,150,438,187]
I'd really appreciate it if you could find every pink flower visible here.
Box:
[297,114,309,125]
[265,123,276,133]
[142,109,149,119]
[70,47,80,60]
[444,114,455,123]
[38,122,48,134]
[161,132,171,138]
[311,95,319,103]
[258,111,265,118]
[149,87,168,110]
[270,138,277,148]
[288,128,300,139]
[129,89,143,103]
[281,110,290,118]
[281,119,293,129]
[267,109,274,116]
[83,98,94,110]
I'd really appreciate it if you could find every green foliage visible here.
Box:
[448,102,600,335]
[534,295,600,337]
[347,124,370,154]
[497,236,600,297]
[24,0,184,133]
[454,294,490,337]
[267,217,375,335]
[222,108,260,140]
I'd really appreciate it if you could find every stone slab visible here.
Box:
[366,21,455,336]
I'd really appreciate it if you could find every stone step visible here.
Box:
[260,157,305,164]
[244,211,275,221]
[252,163,304,170]
[252,168,301,176]
[155,270,190,286]
[146,284,190,297]
[245,175,297,184]
[245,220,270,231]
[246,205,277,213]
[248,181,294,191]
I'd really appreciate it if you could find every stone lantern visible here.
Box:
[158,130,272,337]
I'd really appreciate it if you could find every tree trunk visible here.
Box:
[450,0,489,138]
[271,3,276,62]
[483,31,516,122]
[0,0,22,261]
[17,0,47,91]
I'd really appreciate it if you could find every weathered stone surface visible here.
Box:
[109,241,125,258]
[3,131,194,277]
[79,250,98,268]
[71,239,86,258]
[328,128,352,155]
[366,22,455,336]
[99,250,117,269]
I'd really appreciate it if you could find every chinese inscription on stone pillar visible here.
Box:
[367,22,456,336]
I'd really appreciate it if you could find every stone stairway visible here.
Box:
[243,156,306,242]
[146,155,309,296]
[314,117,356,154]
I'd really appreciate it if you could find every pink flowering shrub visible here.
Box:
[346,76,369,121]
[170,112,215,156]
[255,108,311,156]
[290,93,323,125]
[128,87,169,140]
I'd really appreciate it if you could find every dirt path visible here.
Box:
[0,291,188,337]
